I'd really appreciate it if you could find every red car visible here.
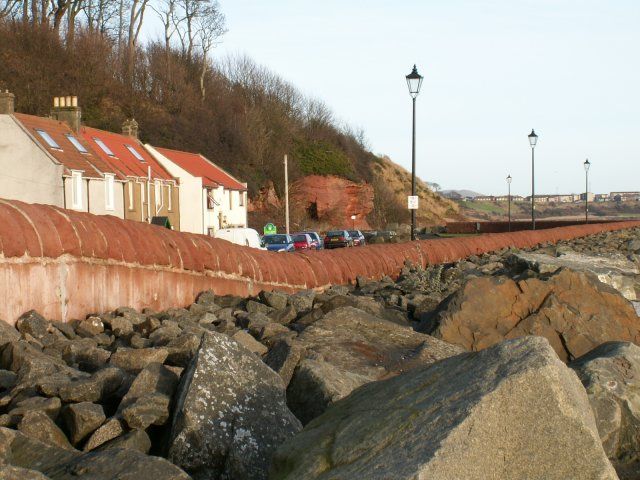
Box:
[292,233,313,251]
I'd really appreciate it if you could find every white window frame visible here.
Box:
[228,190,233,210]
[126,145,146,162]
[66,134,88,154]
[154,180,162,208]
[94,138,116,157]
[71,170,83,209]
[127,181,134,210]
[104,174,115,211]
[36,129,62,149]
[167,184,172,211]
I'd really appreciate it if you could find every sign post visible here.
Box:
[263,223,277,235]
[407,195,419,210]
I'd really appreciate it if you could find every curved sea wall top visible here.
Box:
[0,198,638,323]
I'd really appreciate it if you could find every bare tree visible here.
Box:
[0,0,21,19]
[194,1,225,100]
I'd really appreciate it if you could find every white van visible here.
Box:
[214,228,266,249]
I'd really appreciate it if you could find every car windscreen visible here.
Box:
[263,235,288,245]
[292,235,307,242]
[327,231,344,237]
[348,231,359,237]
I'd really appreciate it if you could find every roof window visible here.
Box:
[94,138,116,157]
[125,145,146,162]
[65,134,88,154]
[35,129,61,149]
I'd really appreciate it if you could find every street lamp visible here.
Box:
[506,174,512,232]
[351,214,356,230]
[528,129,538,230]
[406,64,423,241]
[584,159,591,223]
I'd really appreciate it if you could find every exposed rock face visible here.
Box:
[570,342,640,478]
[289,175,374,229]
[511,251,640,300]
[423,269,640,362]
[270,337,617,480]
[168,332,301,480]
[286,306,463,424]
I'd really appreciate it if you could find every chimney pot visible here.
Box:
[71,96,78,107]
[65,96,71,107]
[51,94,81,132]
[0,90,15,115]
[53,97,60,108]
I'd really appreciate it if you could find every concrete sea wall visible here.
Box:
[1,199,638,324]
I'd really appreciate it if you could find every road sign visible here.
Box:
[408,195,419,210]
[263,223,277,235]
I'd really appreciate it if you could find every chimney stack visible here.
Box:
[0,90,15,115]
[122,118,139,139]
[51,95,81,132]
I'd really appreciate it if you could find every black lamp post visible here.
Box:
[584,159,591,223]
[528,129,538,230]
[506,174,512,232]
[406,65,423,241]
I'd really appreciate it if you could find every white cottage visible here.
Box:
[145,145,247,235]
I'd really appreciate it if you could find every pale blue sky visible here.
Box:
[148,1,640,196]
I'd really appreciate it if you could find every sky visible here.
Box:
[146,1,640,196]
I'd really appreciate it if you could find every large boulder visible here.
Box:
[287,307,462,424]
[511,251,640,300]
[571,342,640,478]
[270,337,617,480]
[422,269,640,362]
[168,332,301,480]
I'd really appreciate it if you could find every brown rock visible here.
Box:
[18,411,74,450]
[109,347,168,372]
[424,269,640,362]
[61,402,106,446]
[82,418,125,451]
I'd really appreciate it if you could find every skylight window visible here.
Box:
[66,134,88,154]
[125,145,146,162]
[35,129,61,149]
[93,138,115,157]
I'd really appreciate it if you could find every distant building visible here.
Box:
[474,195,496,202]
[146,145,247,235]
[579,192,595,202]
[594,193,609,202]
[610,192,640,202]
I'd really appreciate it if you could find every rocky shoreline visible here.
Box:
[1,227,640,479]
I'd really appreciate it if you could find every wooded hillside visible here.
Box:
[0,1,457,227]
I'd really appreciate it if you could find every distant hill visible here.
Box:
[441,189,485,199]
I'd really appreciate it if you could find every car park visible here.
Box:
[299,231,323,250]
[348,230,366,246]
[262,234,295,252]
[292,233,313,251]
[324,230,353,249]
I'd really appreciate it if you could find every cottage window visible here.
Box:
[126,145,146,162]
[71,171,83,209]
[239,191,245,207]
[66,134,88,153]
[167,184,172,211]
[105,174,115,211]
[36,129,61,150]
[229,190,233,210]
[207,189,215,210]
[155,180,162,208]
[94,138,116,157]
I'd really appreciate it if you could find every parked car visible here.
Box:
[324,230,353,249]
[348,230,366,246]
[362,230,378,243]
[262,234,295,252]
[292,233,313,251]
[299,231,323,250]
[214,228,265,249]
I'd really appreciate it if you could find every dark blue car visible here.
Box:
[262,234,295,252]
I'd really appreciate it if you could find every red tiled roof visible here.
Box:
[80,127,174,181]
[154,146,246,191]
[13,113,121,179]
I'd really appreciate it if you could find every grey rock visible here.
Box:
[0,369,16,390]
[134,317,162,337]
[287,306,462,424]
[109,347,168,372]
[263,337,305,387]
[118,363,179,430]
[82,418,125,451]
[571,342,640,474]
[195,290,217,307]
[128,333,152,349]
[16,311,50,340]
[246,300,275,315]
[58,367,124,403]
[0,465,51,479]
[75,317,104,338]
[61,402,106,446]
[232,330,268,356]
[260,291,289,310]
[269,305,297,325]
[105,316,133,337]
[165,334,201,367]
[61,340,110,372]
[9,396,61,421]
[271,337,617,480]
[96,429,151,454]
[288,291,315,313]
[0,322,20,347]
[168,332,301,480]
[18,411,74,450]
[50,321,76,340]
